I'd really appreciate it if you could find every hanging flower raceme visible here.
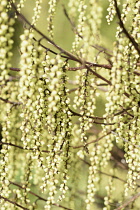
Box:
[36,55,73,209]
[104,0,140,197]
[73,69,97,152]
[47,0,57,39]
[0,1,17,208]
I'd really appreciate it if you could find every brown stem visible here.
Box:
[10,1,112,85]
[115,192,140,210]
[0,196,29,210]
[10,1,81,63]
[10,67,20,72]
[114,0,140,54]
[85,64,112,85]
[9,182,73,210]
[134,71,140,76]
[69,108,106,120]
[63,4,82,38]
[0,142,49,153]
[91,44,113,57]
[0,97,22,105]
[80,158,126,183]
[73,130,113,149]
[114,107,131,117]
[33,37,70,60]
[68,62,112,71]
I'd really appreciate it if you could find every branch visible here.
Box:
[114,0,140,54]
[10,1,81,63]
[10,1,112,85]
[0,76,20,88]
[73,130,113,149]
[10,182,73,210]
[69,108,105,120]
[134,71,140,76]
[33,37,70,60]
[115,192,140,210]
[0,141,49,153]
[63,4,83,39]
[99,171,126,183]
[0,196,29,210]
[68,64,140,75]
[10,67,20,72]
[68,62,112,71]
[33,38,114,71]
[0,97,22,105]
[114,107,131,117]
[85,64,112,85]
[91,44,113,57]
[110,155,128,170]
[80,158,126,183]
[111,131,140,148]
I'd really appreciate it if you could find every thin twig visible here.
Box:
[9,182,73,210]
[119,105,134,118]
[69,108,106,120]
[0,97,22,105]
[91,44,113,57]
[134,71,140,76]
[114,192,140,210]
[10,67,20,72]
[80,158,126,183]
[63,4,83,39]
[111,131,140,148]
[68,88,77,93]
[33,37,70,60]
[85,64,112,85]
[68,62,112,71]
[0,196,29,210]
[110,155,128,170]
[114,107,131,117]
[0,142,49,153]
[99,171,126,183]
[10,1,81,63]
[10,1,112,84]
[0,76,20,88]
[114,0,140,54]
[73,130,113,149]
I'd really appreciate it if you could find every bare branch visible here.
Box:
[10,1,81,63]
[0,196,29,210]
[134,71,140,76]
[80,158,126,183]
[10,1,112,85]
[69,108,106,120]
[73,130,113,149]
[91,44,113,57]
[9,182,73,210]
[114,0,140,54]
[85,64,112,85]
[68,62,112,71]
[0,97,22,105]
[0,142,49,153]
[10,67,20,72]
[33,37,70,60]
[115,192,140,210]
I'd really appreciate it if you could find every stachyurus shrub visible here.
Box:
[0,0,140,209]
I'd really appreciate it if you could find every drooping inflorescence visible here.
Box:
[0,0,140,210]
